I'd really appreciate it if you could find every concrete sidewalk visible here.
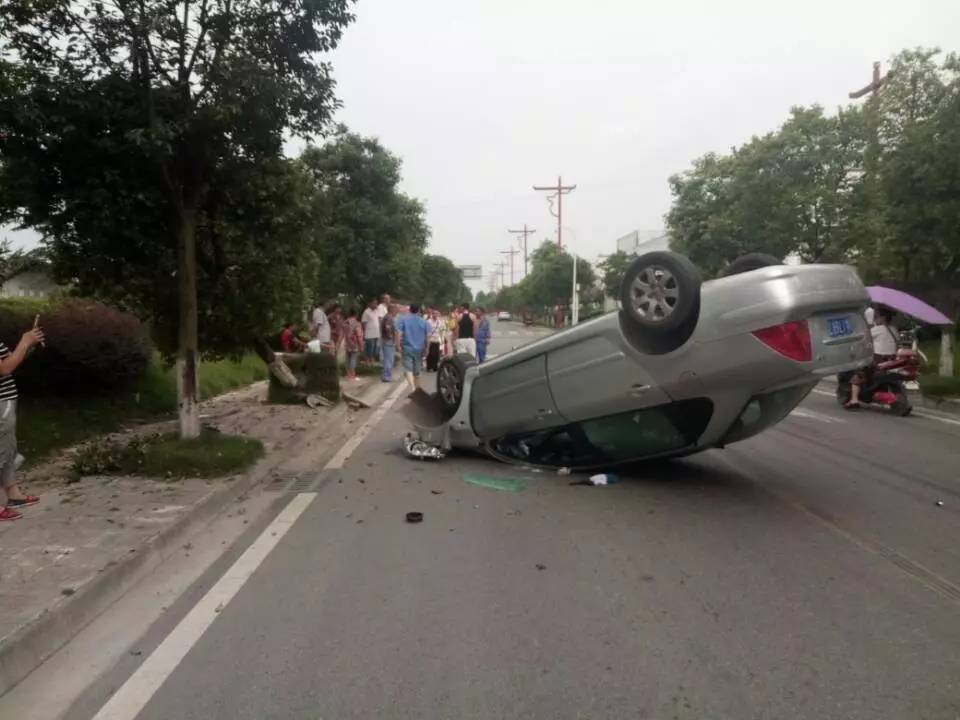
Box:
[0,375,401,697]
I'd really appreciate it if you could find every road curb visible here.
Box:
[0,379,394,697]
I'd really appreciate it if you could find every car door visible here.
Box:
[547,333,670,422]
[470,354,562,438]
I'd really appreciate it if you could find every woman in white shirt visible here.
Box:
[846,308,898,408]
[425,309,443,371]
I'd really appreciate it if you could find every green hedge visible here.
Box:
[0,297,152,394]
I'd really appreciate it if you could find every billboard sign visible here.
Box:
[458,265,483,279]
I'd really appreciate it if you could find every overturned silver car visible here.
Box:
[405,252,872,471]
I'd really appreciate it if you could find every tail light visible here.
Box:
[752,320,812,362]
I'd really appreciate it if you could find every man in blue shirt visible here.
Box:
[475,307,492,362]
[396,303,429,392]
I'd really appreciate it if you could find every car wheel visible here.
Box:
[437,353,476,416]
[721,253,782,277]
[619,251,701,353]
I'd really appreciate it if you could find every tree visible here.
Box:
[597,251,633,299]
[300,131,429,304]
[495,241,596,315]
[413,254,470,309]
[0,1,354,438]
[875,49,960,301]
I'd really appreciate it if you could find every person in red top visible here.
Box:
[280,322,305,353]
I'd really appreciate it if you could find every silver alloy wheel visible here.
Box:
[438,362,462,407]
[630,265,679,322]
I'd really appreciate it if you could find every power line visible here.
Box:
[533,176,576,249]
[508,224,536,278]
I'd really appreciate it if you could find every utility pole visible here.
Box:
[848,60,893,99]
[533,176,576,249]
[500,247,520,286]
[571,251,579,326]
[494,261,507,291]
[508,225,536,278]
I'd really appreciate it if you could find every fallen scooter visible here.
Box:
[836,350,920,416]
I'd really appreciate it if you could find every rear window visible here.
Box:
[492,398,713,467]
[721,383,814,445]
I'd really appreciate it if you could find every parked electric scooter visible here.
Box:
[836,348,921,416]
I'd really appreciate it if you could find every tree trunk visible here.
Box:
[940,328,955,378]
[177,206,201,439]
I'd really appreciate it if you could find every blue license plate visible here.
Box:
[827,316,853,338]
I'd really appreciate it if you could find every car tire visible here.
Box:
[619,251,701,353]
[721,253,782,277]
[437,353,477,416]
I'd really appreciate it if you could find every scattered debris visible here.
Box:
[535,563,547,571]
[405,511,423,523]
[130,650,143,657]
[403,433,445,461]
[342,390,372,409]
[61,587,76,596]
[214,602,224,613]
[463,473,528,493]
[305,393,335,409]
[430,489,443,495]
[557,467,571,475]
[571,473,619,487]
[936,500,945,507]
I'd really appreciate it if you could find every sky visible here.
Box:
[6,0,960,289]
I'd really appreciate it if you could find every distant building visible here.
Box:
[615,229,669,256]
[0,269,60,299]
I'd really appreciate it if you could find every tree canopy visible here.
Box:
[665,46,960,322]
[0,0,356,436]
[489,241,597,316]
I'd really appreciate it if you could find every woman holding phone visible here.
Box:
[0,321,46,520]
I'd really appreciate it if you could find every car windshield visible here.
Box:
[491,398,713,468]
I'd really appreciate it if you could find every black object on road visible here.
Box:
[405,511,423,523]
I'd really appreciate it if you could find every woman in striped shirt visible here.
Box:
[1,325,46,521]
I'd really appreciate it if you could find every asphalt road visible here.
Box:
[70,321,960,720]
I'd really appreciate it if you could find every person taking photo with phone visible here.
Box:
[0,323,46,521]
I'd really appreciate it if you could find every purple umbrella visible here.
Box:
[867,286,953,325]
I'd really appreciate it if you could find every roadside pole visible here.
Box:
[572,252,579,325]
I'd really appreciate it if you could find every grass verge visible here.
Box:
[72,430,264,479]
[17,355,267,463]
[919,373,960,399]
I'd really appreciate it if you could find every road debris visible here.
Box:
[571,473,620,487]
[935,500,945,507]
[405,511,424,523]
[535,563,547,571]
[430,489,443,495]
[403,433,446,461]
[557,467,571,475]
[305,393,335,409]
[463,473,528,493]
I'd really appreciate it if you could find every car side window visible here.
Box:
[580,398,713,461]
[492,398,713,467]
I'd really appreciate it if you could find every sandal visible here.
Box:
[6,495,39,509]
[0,506,23,521]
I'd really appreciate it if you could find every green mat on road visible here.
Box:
[463,473,528,493]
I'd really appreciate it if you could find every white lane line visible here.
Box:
[812,388,960,427]
[92,382,408,720]
[790,407,845,424]
[326,383,408,469]
[508,330,519,335]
